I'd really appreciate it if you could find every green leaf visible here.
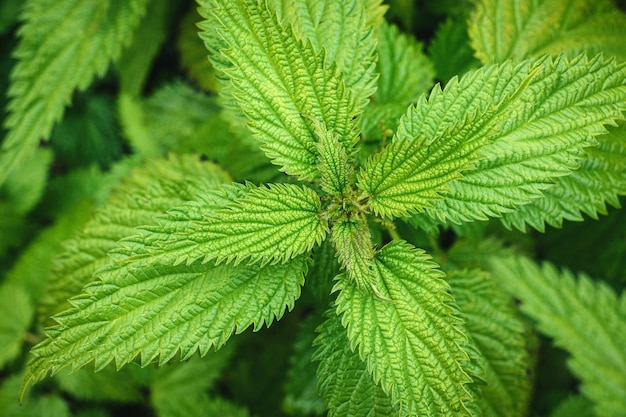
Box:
[268,0,382,109]
[549,396,594,417]
[24,254,308,390]
[5,200,93,305]
[330,216,376,292]
[489,256,626,417]
[358,58,538,218]
[283,314,325,416]
[55,366,143,403]
[335,240,475,416]
[1,148,52,214]
[314,311,397,417]
[199,0,358,180]
[141,183,327,266]
[0,0,21,35]
[151,348,235,417]
[116,0,172,96]
[41,154,230,321]
[305,239,340,304]
[51,93,122,170]
[177,7,219,92]
[423,54,626,224]
[501,121,626,231]
[313,117,355,197]
[429,18,481,82]
[469,0,626,64]
[0,0,149,185]
[0,284,34,369]
[1,374,70,417]
[448,269,533,417]
[374,21,434,105]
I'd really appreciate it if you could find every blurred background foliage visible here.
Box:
[0,1,625,416]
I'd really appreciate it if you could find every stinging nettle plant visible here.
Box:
[1,0,626,416]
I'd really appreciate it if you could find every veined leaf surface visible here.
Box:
[400,54,626,224]
[470,0,626,64]
[331,216,375,290]
[359,57,537,218]
[24,254,308,390]
[335,240,475,416]
[199,0,358,180]
[0,0,149,185]
[138,183,327,266]
[267,0,382,109]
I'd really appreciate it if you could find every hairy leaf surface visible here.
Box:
[25,254,308,389]
[0,0,149,184]
[199,0,358,180]
[267,0,381,109]
[470,0,626,64]
[359,58,537,218]
[140,183,327,266]
[490,257,626,417]
[335,240,475,416]
[314,312,397,416]
[331,216,376,291]
[423,54,626,224]
[313,118,354,197]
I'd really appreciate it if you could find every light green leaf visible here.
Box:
[335,240,475,416]
[331,216,376,291]
[41,154,230,321]
[501,121,626,231]
[198,0,358,180]
[268,0,381,109]
[358,58,538,218]
[489,256,626,417]
[0,284,34,369]
[0,148,52,214]
[469,0,626,64]
[314,311,397,417]
[24,254,308,390]
[0,0,149,185]
[140,183,327,266]
[448,270,533,417]
[374,21,434,105]
[313,118,355,197]
[423,54,626,224]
